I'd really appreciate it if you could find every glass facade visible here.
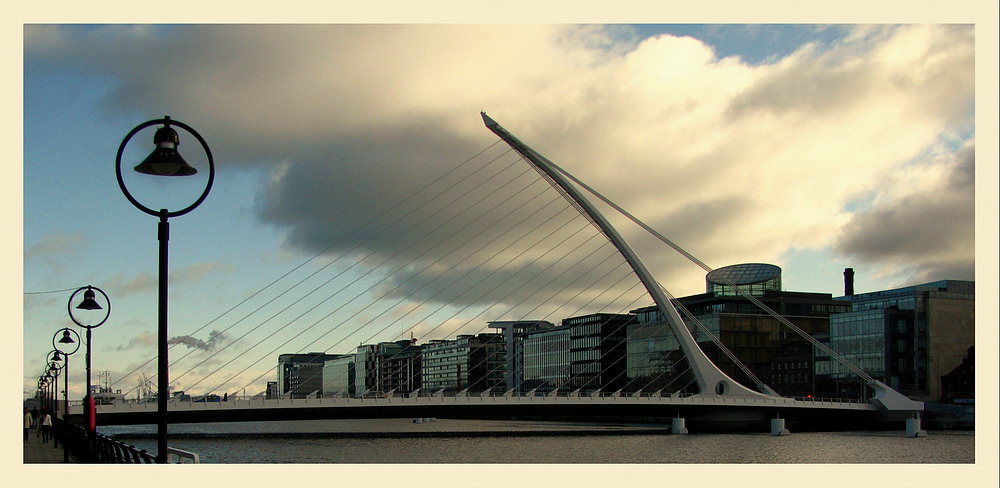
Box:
[625,319,696,394]
[277,353,344,398]
[820,309,888,379]
[626,279,839,395]
[354,340,422,395]
[522,326,570,391]
[565,313,633,391]
[421,334,504,392]
[322,355,355,397]
[819,280,974,401]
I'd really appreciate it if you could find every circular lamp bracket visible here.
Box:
[48,350,66,371]
[53,327,81,356]
[67,286,111,330]
[115,117,216,218]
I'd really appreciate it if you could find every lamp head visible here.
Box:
[75,286,102,311]
[59,329,76,344]
[134,119,198,177]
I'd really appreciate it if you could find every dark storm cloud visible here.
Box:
[257,121,494,256]
[834,143,975,280]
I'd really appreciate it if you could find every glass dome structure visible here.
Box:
[706,263,782,296]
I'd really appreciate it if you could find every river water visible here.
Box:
[99,418,974,464]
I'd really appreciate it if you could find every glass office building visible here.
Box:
[322,354,356,397]
[421,333,505,392]
[522,325,571,392]
[820,280,975,401]
[627,263,844,395]
[277,353,346,398]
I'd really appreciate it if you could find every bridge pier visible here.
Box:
[905,417,927,438]
[770,416,790,436]
[671,416,688,435]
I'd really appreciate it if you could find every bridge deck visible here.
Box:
[64,394,896,432]
[75,393,876,416]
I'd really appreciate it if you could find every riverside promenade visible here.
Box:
[23,430,78,463]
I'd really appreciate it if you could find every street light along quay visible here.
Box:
[67,285,110,436]
[53,327,81,462]
[46,352,65,449]
[116,116,215,463]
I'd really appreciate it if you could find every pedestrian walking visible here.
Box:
[31,406,39,429]
[23,408,32,442]
[39,409,52,443]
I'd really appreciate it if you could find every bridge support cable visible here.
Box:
[186,160,557,393]
[291,168,653,396]
[109,140,509,397]
[228,143,642,396]
[443,266,644,396]
[278,216,636,397]
[228,195,603,395]
[360,263,645,397]
[482,112,766,399]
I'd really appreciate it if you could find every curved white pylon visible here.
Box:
[482,112,771,398]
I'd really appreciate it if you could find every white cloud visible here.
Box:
[25,23,975,301]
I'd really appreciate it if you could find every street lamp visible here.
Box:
[47,353,65,449]
[67,285,110,435]
[116,116,215,463]
[53,327,80,462]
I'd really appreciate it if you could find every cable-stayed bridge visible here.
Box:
[74,114,925,433]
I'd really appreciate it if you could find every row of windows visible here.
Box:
[570,336,600,350]
[572,349,601,361]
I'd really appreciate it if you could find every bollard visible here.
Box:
[671,416,688,434]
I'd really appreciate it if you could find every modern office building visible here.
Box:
[421,333,505,392]
[518,313,636,393]
[521,324,572,392]
[627,263,846,395]
[321,354,356,397]
[277,353,346,398]
[355,340,423,395]
[819,278,975,402]
[489,320,555,392]
[564,313,635,391]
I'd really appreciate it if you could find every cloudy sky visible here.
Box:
[17,18,993,403]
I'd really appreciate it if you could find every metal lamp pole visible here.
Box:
[53,327,80,462]
[116,116,214,463]
[67,285,110,436]
[47,354,65,448]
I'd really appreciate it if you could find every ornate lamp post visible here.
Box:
[116,116,215,463]
[67,285,111,435]
[46,353,65,448]
[53,327,80,462]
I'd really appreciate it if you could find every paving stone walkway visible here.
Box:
[22,428,78,463]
